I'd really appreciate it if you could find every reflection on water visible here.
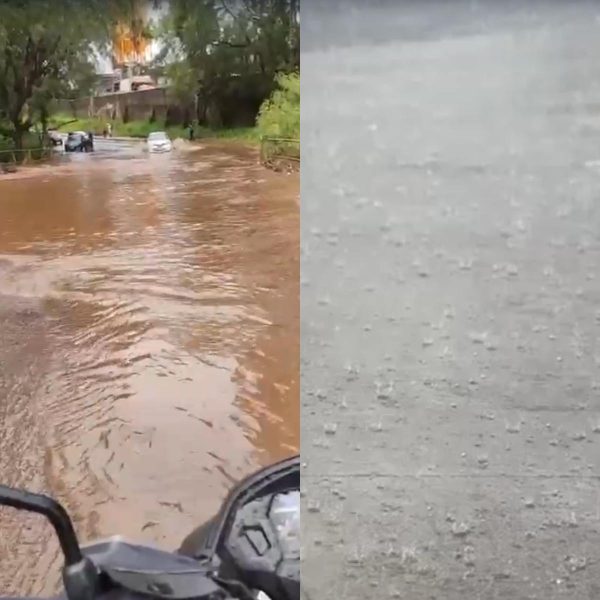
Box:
[0,143,298,594]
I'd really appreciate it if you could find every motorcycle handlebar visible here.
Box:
[0,590,242,600]
[0,486,82,566]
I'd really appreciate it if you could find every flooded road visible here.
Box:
[0,142,298,594]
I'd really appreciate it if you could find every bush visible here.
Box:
[0,132,49,163]
[256,72,300,140]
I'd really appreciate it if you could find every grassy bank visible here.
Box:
[49,114,259,144]
[0,132,50,164]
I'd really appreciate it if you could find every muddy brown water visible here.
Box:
[0,142,298,594]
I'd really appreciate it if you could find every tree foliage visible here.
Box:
[0,0,126,148]
[256,71,298,139]
[159,0,299,127]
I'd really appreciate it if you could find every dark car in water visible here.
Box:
[64,131,93,152]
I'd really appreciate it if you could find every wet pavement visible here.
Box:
[302,1,600,598]
[0,141,298,594]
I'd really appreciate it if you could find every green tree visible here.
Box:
[256,70,299,139]
[158,0,299,127]
[0,0,125,149]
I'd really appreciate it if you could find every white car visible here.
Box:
[147,131,172,153]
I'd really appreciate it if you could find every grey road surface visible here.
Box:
[301,2,600,598]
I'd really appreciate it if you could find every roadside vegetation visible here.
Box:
[257,72,300,140]
[49,114,260,144]
[256,72,299,165]
[0,132,48,164]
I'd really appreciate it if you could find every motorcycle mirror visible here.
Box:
[0,485,99,600]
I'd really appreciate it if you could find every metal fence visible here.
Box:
[260,136,300,168]
[0,147,54,166]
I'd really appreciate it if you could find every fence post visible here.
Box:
[0,147,53,167]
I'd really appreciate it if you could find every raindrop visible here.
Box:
[505,421,521,434]
[345,364,360,379]
[565,555,587,573]
[469,331,488,344]
[463,545,476,567]
[376,381,394,399]
[451,522,471,537]
[324,423,338,435]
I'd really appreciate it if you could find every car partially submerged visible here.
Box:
[64,131,93,152]
[147,131,172,153]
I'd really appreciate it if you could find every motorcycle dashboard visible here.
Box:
[224,489,299,600]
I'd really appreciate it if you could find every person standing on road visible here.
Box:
[188,123,195,141]
[107,122,112,138]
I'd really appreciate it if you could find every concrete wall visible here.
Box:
[55,88,175,123]
[55,83,261,127]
